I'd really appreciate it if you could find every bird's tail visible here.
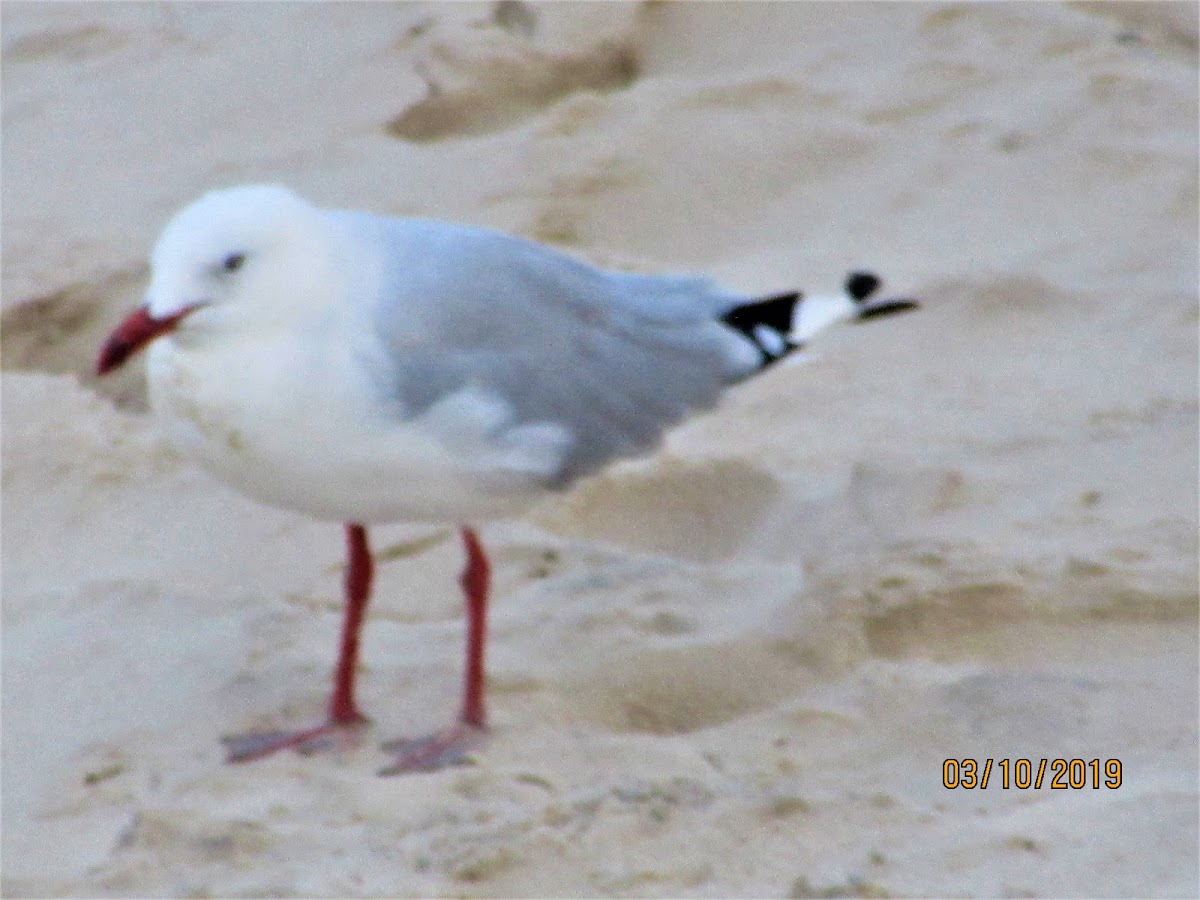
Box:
[721,270,919,369]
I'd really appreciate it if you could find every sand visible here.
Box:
[2,2,1197,897]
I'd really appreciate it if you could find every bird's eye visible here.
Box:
[222,253,246,272]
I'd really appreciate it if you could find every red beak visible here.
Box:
[96,305,197,376]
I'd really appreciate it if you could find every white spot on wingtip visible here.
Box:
[789,293,856,343]
[751,324,788,357]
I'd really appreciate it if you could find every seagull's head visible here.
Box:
[97,184,335,375]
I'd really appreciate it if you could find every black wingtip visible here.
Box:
[857,297,920,320]
[720,291,802,368]
[846,271,881,303]
[845,270,919,320]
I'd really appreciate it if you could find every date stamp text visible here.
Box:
[943,758,1122,790]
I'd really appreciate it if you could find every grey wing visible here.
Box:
[350,214,759,486]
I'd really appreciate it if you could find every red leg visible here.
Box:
[379,525,490,774]
[329,523,372,724]
[223,523,372,762]
[458,525,489,728]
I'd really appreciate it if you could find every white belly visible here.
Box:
[144,336,548,524]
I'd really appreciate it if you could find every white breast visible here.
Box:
[144,333,551,525]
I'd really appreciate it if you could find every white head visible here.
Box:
[98,184,338,373]
[146,184,335,325]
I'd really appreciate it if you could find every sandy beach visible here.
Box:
[2,2,1197,896]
